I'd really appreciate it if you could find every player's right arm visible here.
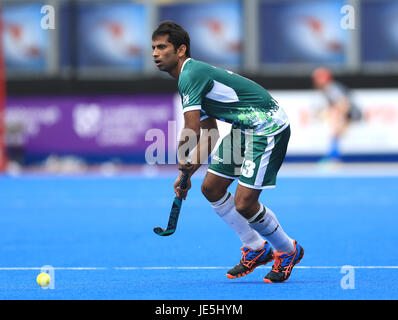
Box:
[174,65,214,199]
[189,117,219,175]
[174,116,219,200]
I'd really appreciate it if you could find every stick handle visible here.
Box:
[179,173,189,191]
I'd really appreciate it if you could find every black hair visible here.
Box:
[152,20,191,58]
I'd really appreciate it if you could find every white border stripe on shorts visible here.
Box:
[207,169,237,180]
[254,136,275,187]
[238,180,276,190]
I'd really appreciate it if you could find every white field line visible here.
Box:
[0,266,398,271]
[0,267,107,270]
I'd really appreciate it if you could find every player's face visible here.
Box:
[152,35,179,73]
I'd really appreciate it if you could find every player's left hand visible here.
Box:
[174,173,191,200]
[178,160,194,174]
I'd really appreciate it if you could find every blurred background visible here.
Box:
[0,0,398,175]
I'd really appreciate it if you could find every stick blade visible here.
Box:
[153,227,175,237]
[153,174,188,237]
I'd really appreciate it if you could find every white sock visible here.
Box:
[248,204,294,253]
[211,192,264,251]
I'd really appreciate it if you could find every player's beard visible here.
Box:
[160,58,179,74]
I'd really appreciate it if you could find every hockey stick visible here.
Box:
[153,173,189,236]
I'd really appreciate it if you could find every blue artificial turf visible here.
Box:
[0,175,397,300]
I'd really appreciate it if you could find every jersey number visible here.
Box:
[241,160,256,178]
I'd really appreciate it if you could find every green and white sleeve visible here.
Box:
[178,72,213,115]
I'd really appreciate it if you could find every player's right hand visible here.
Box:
[174,173,191,200]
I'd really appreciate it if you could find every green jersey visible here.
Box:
[178,58,289,135]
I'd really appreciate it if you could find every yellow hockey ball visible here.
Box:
[36,272,51,287]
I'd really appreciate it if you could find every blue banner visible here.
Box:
[259,0,349,64]
[3,2,49,72]
[77,2,148,70]
[159,0,243,69]
[361,0,398,63]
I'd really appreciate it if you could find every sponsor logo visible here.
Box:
[182,94,189,106]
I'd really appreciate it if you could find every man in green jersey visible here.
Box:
[152,21,304,283]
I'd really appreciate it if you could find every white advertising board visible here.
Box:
[272,89,398,155]
[175,88,398,158]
